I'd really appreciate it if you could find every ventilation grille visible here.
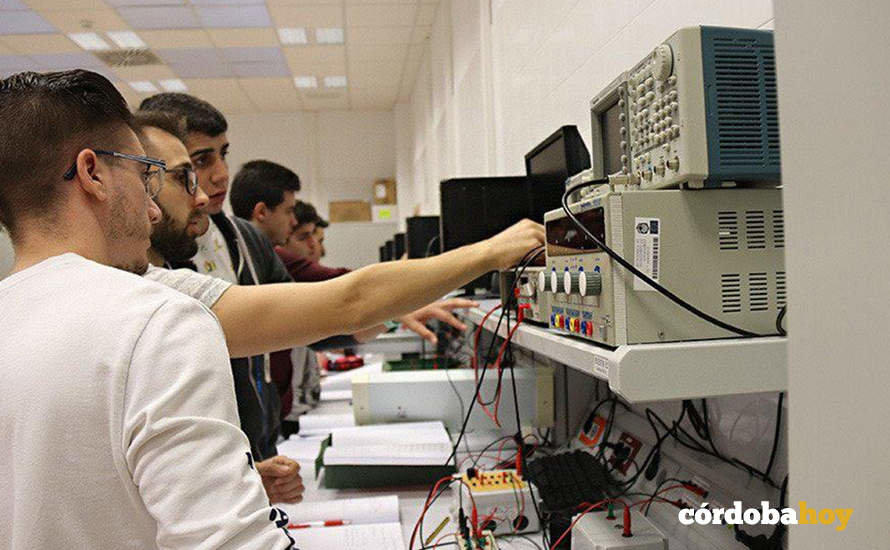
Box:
[709,34,780,168]
[721,273,742,313]
[776,271,786,307]
[772,209,785,248]
[718,211,739,250]
[745,210,766,249]
[748,272,769,311]
[96,49,161,67]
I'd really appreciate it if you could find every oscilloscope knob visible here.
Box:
[652,44,673,80]
[550,269,560,293]
[537,270,547,294]
[579,270,602,296]
[563,270,579,294]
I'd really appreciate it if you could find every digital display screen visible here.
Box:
[545,207,606,256]
[599,100,623,176]
[528,135,568,181]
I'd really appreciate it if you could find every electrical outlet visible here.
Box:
[610,432,642,475]
[571,510,668,550]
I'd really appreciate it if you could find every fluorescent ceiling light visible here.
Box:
[68,32,112,51]
[129,80,158,93]
[323,75,347,88]
[159,78,188,92]
[315,27,344,44]
[106,31,147,49]
[293,76,317,89]
[277,27,307,45]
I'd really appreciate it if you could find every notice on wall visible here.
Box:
[633,217,661,291]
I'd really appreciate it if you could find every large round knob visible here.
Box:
[550,269,560,293]
[578,269,602,296]
[563,269,579,294]
[652,44,673,80]
[537,270,547,294]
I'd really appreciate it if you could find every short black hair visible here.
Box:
[132,110,188,144]
[294,200,325,228]
[0,70,134,239]
[139,92,227,137]
[230,160,301,220]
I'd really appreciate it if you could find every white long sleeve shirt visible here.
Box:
[0,254,296,549]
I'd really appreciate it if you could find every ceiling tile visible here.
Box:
[231,59,290,78]
[301,91,349,111]
[268,4,343,27]
[105,0,187,6]
[24,0,106,9]
[283,44,345,73]
[157,47,221,65]
[112,63,177,82]
[159,47,231,78]
[28,51,104,69]
[348,59,401,78]
[267,0,343,5]
[182,78,254,113]
[220,46,284,63]
[38,8,129,33]
[346,42,406,61]
[0,54,30,73]
[416,3,437,26]
[195,5,271,28]
[0,10,56,34]
[139,29,213,49]
[117,6,201,30]
[0,42,14,55]
[345,0,418,4]
[1,0,28,9]
[239,77,303,112]
[347,26,411,45]
[0,33,78,54]
[191,0,264,4]
[410,24,431,44]
[207,27,278,48]
[346,4,416,27]
[170,61,233,78]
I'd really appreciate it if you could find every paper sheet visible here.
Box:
[279,495,400,526]
[324,443,453,465]
[331,421,449,447]
[288,522,405,550]
[276,436,327,461]
[297,413,355,436]
[325,421,452,465]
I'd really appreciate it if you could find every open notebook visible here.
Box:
[325,421,452,466]
[279,495,405,550]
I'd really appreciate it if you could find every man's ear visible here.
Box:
[74,149,110,203]
[252,201,268,222]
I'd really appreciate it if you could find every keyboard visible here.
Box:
[525,450,614,513]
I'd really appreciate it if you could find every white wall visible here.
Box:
[225,110,396,222]
[398,0,775,214]
[775,1,890,547]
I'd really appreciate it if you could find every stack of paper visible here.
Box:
[325,421,452,466]
[281,495,404,550]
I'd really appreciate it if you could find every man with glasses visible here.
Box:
[0,70,297,548]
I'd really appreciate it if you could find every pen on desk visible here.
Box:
[287,520,349,529]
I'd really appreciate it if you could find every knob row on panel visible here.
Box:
[544,269,602,296]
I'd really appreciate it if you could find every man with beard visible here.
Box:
[0,70,297,549]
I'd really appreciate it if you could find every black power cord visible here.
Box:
[560,178,764,338]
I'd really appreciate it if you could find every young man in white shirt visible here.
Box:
[0,70,297,549]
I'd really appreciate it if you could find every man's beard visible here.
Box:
[151,207,200,263]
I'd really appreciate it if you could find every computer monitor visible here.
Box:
[440,176,530,294]
[393,233,406,259]
[379,245,389,262]
[406,216,440,258]
[525,125,591,201]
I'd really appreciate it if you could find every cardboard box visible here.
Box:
[328,200,372,222]
[371,204,398,222]
[372,179,397,205]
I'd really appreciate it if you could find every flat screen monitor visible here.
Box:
[379,245,390,262]
[406,216,440,258]
[385,239,395,261]
[525,125,591,208]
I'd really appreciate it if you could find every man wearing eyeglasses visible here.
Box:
[0,70,298,549]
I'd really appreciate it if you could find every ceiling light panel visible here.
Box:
[293,76,317,88]
[277,27,307,45]
[324,75,347,88]
[159,78,187,92]
[67,32,112,51]
[128,80,158,93]
[315,27,344,45]
[106,31,146,49]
